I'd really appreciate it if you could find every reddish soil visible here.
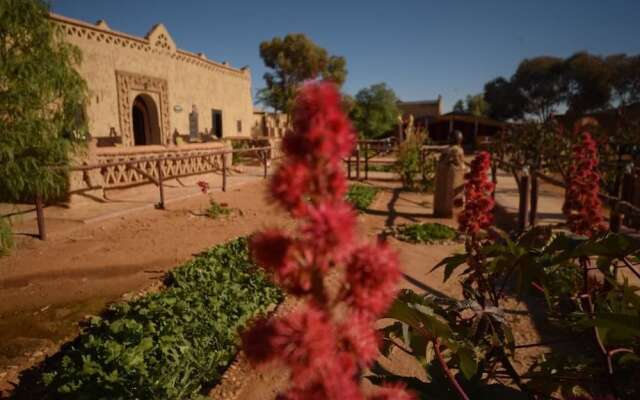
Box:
[0,175,552,399]
[0,180,291,396]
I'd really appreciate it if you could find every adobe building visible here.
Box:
[51,13,254,149]
[397,97,444,129]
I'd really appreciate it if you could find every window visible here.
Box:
[237,120,242,133]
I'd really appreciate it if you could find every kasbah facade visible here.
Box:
[50,13,289,201]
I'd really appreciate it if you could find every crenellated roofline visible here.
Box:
[48,12,251,80]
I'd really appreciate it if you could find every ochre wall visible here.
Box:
[51,14,254,146]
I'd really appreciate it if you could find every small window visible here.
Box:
[237,120,242,133]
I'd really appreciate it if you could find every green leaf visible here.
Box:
[432,253,468,282]
[456,346,478,380]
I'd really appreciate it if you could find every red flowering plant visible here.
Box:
[562,131,607,237]
[378,145,640,398]
[242,81,412,400]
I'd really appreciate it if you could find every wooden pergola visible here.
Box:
[427,112,507,148]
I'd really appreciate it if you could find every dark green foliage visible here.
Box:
[205,201,232,219]
[349,83,399,138]
[393,131,436,191]
[40,238,282,399]
[346,184,379,211]
[0,0,87,204]
[483,77,526,121]
[512,56,566,121]
[378,227,640,399]
[395,223,457,244]
[0,217,13,256]
[483,52,640,121]
[452,94,490,117]
[562,52,612,115]
[257,33,347,115]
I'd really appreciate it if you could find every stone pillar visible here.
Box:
[433,148,465,218]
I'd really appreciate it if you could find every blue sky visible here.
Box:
[51,0,640,112]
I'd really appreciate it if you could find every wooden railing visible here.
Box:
[492,157,640,233]
[33,146,272,240]
[345,138,396,180]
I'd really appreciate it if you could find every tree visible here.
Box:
[606,53,640,107]
[453,95,490,117]
[562,51,611,115]
[349,83,399,138]
[512,56,566,121]
[452,99,465,113]
[483,77,526,121]
[0,0,87,205]
[256,33,347,115]
[465,94,490,117]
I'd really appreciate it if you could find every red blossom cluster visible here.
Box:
[458,151,495,236]
[562,132,607,237]
[196,180,210,194]
[243,81,411,400]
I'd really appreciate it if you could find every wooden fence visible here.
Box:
[492,158,640,233]
[34,146,271,240]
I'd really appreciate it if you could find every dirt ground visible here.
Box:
[0,179,292,396]
[0,171,549,399]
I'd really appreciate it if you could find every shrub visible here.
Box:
[393,129,436,191]
[39,238,282,399]
[0,217,13,256]
[346,184,379,211]
[205,201,232,219]
[395,222,457,244]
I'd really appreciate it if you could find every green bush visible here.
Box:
[0,217,13,256]
[346,184,379,211]
[395,222,457,244]
[40,238,282,399]
[205,201,232,219]
[393,130,436,191]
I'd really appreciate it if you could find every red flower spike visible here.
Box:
[458,151,495,236]
[344,241,401,318]
[562,132,607,237]
[243,81,411,399]
[249,230,292,272]
[339,313,380,366]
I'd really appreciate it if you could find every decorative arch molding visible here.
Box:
[115,71,170,147]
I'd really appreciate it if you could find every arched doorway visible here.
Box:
[132,94,161,145]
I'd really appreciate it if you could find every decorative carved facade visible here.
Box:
[115,71,170,146]
[51,12,254,148]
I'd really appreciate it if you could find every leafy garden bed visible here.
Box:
[346,184,379,211]
[392,222,458,244]
[33,238,281,399]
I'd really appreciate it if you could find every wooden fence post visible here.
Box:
[518,168,531,233]
[262,150,268,179]
[364,142,369,180]
[222,153,227,192]
[35,195,46,241]
[356,144,361,181]
[529,170,539,227]
[347,155,352,180]
[156,160,165,210]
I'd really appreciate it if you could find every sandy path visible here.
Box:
[0,179,291,395]
[0,171,554,398]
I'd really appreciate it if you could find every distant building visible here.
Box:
[397,96,443,129]
[427,111,506,147]
[252,109,289,138]
[51,13,254,148]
